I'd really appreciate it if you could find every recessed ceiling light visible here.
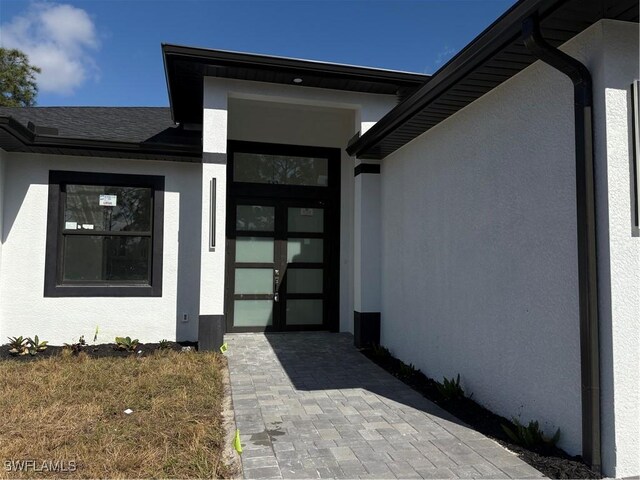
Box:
[293,78,303,84]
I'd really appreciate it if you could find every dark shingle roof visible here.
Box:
[0,106,192,144]
[0,106,202,161]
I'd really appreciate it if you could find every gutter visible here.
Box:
[346,0,564,157]
[0,115,201,160]
[522,16,601,472]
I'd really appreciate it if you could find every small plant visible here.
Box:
[501,418,560,449]
[27,335,48,356]
[398,362,418,379]
[7,336,29,356]
[115,336,139,352]
[370,344,391,359]
[63,335,86,355]
[93,325,99,343]
[437,374,465,401]
[158,339,172,350]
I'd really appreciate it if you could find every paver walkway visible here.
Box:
[226,332,544,479]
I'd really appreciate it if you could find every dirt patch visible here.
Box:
[361,347,600,480]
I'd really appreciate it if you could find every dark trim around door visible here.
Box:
[225,140,341,333]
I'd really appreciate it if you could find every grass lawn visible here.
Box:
[0,350,234,479]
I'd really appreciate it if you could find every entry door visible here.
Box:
[227,198,331,331]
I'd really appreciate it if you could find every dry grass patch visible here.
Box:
[0,350,234,479]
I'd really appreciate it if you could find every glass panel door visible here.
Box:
[227,198,334,331]
[283,206,325,328]
[229,203,276,328]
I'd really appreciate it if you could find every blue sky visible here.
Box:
[0,0,514,107]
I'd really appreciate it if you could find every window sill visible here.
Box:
[44,284,162,298]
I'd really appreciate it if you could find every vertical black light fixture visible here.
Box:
[210,178,216,249]
[631,80,640,232]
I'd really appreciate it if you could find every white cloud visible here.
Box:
[0,2,99,95]
[425,45,458,74]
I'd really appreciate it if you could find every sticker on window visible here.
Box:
[82,224,94,230]
[65,221,77,230]
[99,194,117,206]
[300,208,314,216]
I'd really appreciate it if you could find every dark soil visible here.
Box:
[0,341,195,361]
[361,347,601,480]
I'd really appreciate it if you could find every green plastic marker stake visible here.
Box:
[233,429,243,454]
[220,342,228,353]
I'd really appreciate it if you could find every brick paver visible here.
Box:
[226,332,544,480]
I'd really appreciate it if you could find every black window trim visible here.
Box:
[44,170,164,297]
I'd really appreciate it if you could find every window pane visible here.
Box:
[236,237,274,263]
[64,185,152,232]
[287,269,323,294]
[236,205,274,231]
[287,239,323,263]
[63,236,150,282]
[234,300,273,327]
[286,299,323,325]
[288,207,324,233]
[235,268,273,295]
[234,153,328,186]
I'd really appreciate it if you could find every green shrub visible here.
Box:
[437,374,465,401]
[158,339,172,350]
[7,336,29,356]
[398,362,419,379]
[115,336,140,352]
[501,418,560,449]
[27,335,48,356]
[370,344,391,359]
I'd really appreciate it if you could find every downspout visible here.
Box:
[522,16,601,472]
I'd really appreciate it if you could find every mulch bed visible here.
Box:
[361,347,600,479]
[0,341,196,361]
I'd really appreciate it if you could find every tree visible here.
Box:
[0,48,41,107]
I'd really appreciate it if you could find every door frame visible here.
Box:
[225,140,341,333]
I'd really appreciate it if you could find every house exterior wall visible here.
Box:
[202,77,397,332]
[591,20,640,479]
[377,19,637,465]
[0,149,5,281]
[0,153,202,345]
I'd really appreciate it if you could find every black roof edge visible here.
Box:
[0,115,201,160]
[162,44,178,124]
[161,43,431,124]
[0,115,36,144]
[346,0,566,157]
[162,43,430,85]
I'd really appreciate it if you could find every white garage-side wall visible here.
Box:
[0,149,5,284]
[377,21,627,457]
[0,153,202,345]
[592,20,640,479]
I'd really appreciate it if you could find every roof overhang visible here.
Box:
[162,44,430,124]
[0,116,201,162]
[347,0,639,159]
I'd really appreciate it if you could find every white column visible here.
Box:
[199,85,228,318]
[352,115,382,346]
[353,159,381,313]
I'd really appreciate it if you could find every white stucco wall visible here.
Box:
[203,77,397,333]
[590,20,640,479]
[0,149,5,280]
[0,153,202,345]
[377,20,635,459]
[353,166,382,313]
